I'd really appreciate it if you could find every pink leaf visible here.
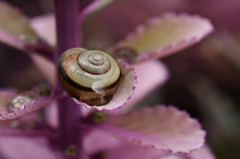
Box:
[100,106,206,153]
[112,13,213,63]
[0,2,37,46]
[84,130,214,159]
[113,60,168,114]
[103,144,169,159]
[83,129,122,155]
[30,14,56,46]
[187,145,215,159]
[0,136,56,159]
[159,145,215,159]
[80,0,115,20]
[0,89,54,120]
[83,129,170,159]
[30,54,56,87]
[0,2,53,59]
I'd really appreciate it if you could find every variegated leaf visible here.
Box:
[112,13,213,63]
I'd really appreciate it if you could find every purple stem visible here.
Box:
[55,0,81,59]
[54,0,83,157]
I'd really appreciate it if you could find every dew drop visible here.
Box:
[9,95,32,109]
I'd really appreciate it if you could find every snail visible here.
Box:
[57,48,123,106]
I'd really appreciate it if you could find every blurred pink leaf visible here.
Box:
[187,145,215,159]
[0,136,56,159]
[0,90,54,120]
[0,2,53,60]
[159,146,215,159]
[114,61,168,114]
[84,129,170,158]
[84,130,213,159]
[103,144,169,159]
[112,13,213,63]
[30,54,56,87]
[0,2,37,48]
[100,106,205,153]
[103,145,215,159]
[80,0,115,20]
[30,14,56,46]
[83,129,122,155]
[30,15,56,86]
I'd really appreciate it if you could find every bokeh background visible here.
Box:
[1,0,240,158]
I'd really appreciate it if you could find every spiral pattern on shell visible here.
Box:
[78,51,111,75]
[57,48,123,106]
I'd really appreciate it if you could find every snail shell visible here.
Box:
[57,48,123,106]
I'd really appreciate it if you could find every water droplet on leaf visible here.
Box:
[9,95,32,109]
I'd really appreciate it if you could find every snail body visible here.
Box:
[57,48,123,106]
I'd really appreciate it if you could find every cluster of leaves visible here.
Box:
[0,0,215,158]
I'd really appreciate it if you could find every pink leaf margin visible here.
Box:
[0,97,53,121]
[0,90,55,120]
[99,105,206,153]
[112,60,169,114]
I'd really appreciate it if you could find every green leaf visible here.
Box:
[0,2,38,47]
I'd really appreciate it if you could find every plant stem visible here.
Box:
[54,0,82,157]
[55,0,81,59]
